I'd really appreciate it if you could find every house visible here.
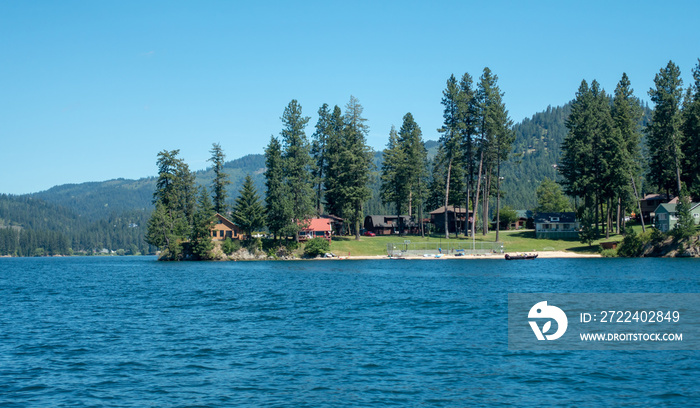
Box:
[298,218,332,242]
[429,206,472,234]
[211,213,243,241]
[363,215,415,235]
[514,210,534,230]
[320,214,344,235]
[653,202,700,232]
[535,212,579,239]
[639,194,673,222]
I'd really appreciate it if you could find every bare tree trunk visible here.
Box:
[616,196,621,235]
[495,160,501,242]
[472,150,484,241]
[444,158,452,239]
[483,173,490,235]
[631,175,646,232]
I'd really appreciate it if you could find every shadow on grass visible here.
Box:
[565,245,601,254]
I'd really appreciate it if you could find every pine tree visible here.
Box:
[232,174,265,239]
[280,100,314,242]
[340,96,374,240]
[209,143,230,215]
[612,73,645,233]
[673,188,698,240]
[381,125,408,220]
[263,136,290,240]
[458,72,479,237]
[682,59,700,197]
[146,149,196,259]
[311,104,331,214]
[322,105,346,221]
[190,186,215,260]
[647,60,684,197]
[438,75,464,238]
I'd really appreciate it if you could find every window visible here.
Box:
[657,214,667,221]
[694,213,699,218]
[563,224,570,230]
[550,217,559,222]
[226,231,232,238]
[219,230,224,237]
[212,231,217,237]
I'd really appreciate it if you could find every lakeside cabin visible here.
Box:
[298,218,332,242]
[534,212,579,239]
[363,215,415,235]
[654,202,700,232]
[211,213,243,240]
[429,206,472,234]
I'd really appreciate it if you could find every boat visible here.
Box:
[505,253,538,260]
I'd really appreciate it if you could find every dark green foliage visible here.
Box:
[147,150,198,260]
[497,206,518,229]
[647,61,684,196]
[311,103,331,214]
[190,187,215,260]
[577,207,597,246]
[209,143,231,214]
[324,97,374,239]
[232,175,265,239]
[264,136,291,239]
[672,190,698,240]
[303,237,330,257]
[617,229,644,257]
[281,99,315,241]
[682,59,700,198]
[535,178,571,213]
[221,237,240,255]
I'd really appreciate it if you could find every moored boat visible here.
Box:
[505,253,538,260]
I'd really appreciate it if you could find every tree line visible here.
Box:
[559,59,700,242]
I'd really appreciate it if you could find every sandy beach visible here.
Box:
[330,251,600,260]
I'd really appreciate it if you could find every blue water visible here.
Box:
[0,257,698,407]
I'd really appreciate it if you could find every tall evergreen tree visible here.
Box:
[340,96,374,240]
[263,136,290,240]
[208,143,230,214]
[146,149,196,259]
[280,99,314,242]
[381,126,408,221]
[611,73,644,233]
[438,75,464,238]
[647,60,684,197]
[190,186,215,260]
[322,105,346,221]
[232,174,265,239]
[458,72,479,237]
[311,103,331,215]
[682,59,700,197]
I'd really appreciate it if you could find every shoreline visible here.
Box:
[323,251,601,260]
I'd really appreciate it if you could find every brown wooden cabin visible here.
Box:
[211,213,243,240]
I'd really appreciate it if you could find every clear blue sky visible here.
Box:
[1,1,699,195]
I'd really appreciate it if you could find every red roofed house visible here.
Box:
[298,218,332,242]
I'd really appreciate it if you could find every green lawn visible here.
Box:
[327,226,637,256]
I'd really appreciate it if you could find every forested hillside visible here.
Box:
[0,194,153,256]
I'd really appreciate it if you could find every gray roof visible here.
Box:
[534,212,577,224]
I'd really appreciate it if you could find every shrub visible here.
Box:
[221,238,240,255]
[617,230,643,257]
[244,237,263,252]
[599,248,618,257]
[304,238,330,257]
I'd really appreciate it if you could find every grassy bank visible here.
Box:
[327,228,634,257]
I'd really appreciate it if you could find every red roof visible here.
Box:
[301,218,332,232]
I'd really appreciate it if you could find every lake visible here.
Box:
[1,256,698,407]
